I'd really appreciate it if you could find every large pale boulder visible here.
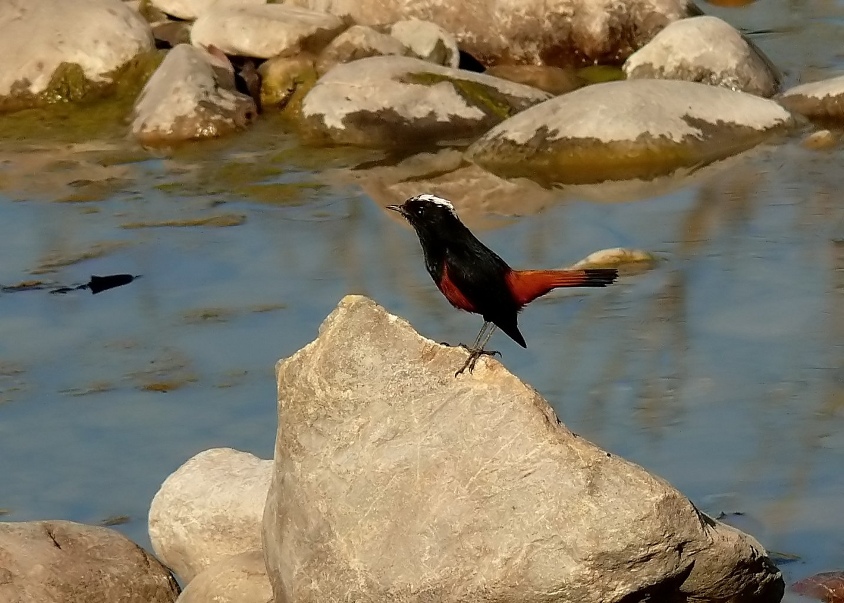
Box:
[176,550,272,603]
[466,79,794,185]
[283,0,694,66]
[263,295,785,603]
[131,44,256,144]
[0,0,154,113]
[624,16,780,97]
[778,75,844,120]
[149,447,272,583]
[190,4,346,59]
[0,520,179,603]
[300,55,550,147]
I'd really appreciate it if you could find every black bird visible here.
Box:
[388,194,618,375]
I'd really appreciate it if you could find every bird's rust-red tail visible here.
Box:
[505,268,618,307]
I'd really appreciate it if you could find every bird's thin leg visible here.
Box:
[455,323,501,376]
[460,321,491,350]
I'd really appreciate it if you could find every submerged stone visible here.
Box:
[779,74,844,120]
[466,79,794,185]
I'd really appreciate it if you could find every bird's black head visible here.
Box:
[387,194,463,235]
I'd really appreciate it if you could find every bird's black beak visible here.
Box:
[386,204,406,216]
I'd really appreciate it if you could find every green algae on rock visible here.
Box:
[299,55,549,148]
[466,79,795,186]
[0,0,155,114]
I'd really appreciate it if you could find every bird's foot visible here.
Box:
[454,347,500,376]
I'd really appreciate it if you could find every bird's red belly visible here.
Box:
[437,265,476,313]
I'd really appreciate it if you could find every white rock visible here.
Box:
[624,16,780,97]
[262,295,784,603]
[190,4,346,59]
[390,19,459,68]
[151,0,266,20]
[779,74,844,119]
[466,79,794,185]
[300,55,549,147]
[0,0,153,102]
[131,44,256,144]
[176,550,272,603]
[148,447,272,583]
[283,0,693,66]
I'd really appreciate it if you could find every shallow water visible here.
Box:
[1,1,844,597]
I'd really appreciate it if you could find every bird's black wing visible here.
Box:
[444,241,526,347]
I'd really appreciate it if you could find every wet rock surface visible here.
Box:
[0,0,154,113]
[148,447,272,583]
[262,295,785,603]
[131,44,256,144]
[779,74,844,120]
[300,55,550,147]
[466,79,794,185]
[624,16,780,97]
[0,520,179,603]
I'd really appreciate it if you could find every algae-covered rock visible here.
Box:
[259,55,318,113]
[0,0,154,113]
[466,79,794,185]
[300,55,549,148]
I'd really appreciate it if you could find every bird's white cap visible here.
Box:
[411,193,454,211]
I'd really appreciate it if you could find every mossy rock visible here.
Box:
[0,51,164,115]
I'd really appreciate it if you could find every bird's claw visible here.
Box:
[454,348,500,376]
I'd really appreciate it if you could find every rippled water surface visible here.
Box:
[1,0,843,597]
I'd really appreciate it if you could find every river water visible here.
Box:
[1,0,843,598]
